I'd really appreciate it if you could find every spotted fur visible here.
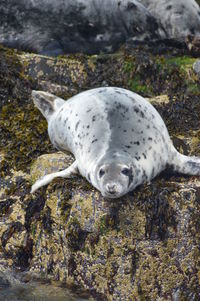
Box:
[0,0,161,55]
[31,87,200,198]
[140,0,200,39]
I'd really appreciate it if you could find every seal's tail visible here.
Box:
[170,146,200,175]
[32,90,65,121]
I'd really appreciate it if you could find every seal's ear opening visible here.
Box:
[32,90,65,121]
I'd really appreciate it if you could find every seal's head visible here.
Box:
[94,152,135,199]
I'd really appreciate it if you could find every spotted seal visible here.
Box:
[31,87,200,198]
[0,0,162,55]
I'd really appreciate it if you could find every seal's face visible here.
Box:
[96,162,134,198]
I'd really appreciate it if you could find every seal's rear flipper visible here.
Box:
[170,149,200,175]
[31,161,79,193]
[32,90,65,121]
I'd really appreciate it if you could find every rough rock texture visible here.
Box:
[0,44,200,300]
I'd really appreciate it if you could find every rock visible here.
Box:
[0,274,10,288]
[193,60,200,78]
[147,94,169,104]
[29,155,200,300]
[0,268,21,288]
[0,45,200,300]
[185,35,200,56]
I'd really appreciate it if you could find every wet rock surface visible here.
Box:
[0,44,200,300]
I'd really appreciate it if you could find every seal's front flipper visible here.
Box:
[31,161,79,193]
[32,90,65,121]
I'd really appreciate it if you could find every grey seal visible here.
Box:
[140,0,200,39]
[0,0,161,56]
[31,87,200,198]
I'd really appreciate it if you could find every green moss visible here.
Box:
[187,83,200,94]
[128,77,152,94]
[165,56,196,67]
[98,215,108,236]
[123,58,153,94]
[31,223,37,238]
[123,54,198,97]
[123,60,134,73]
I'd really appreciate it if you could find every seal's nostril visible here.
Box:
[109,190,116,194]
[106,183,117,194]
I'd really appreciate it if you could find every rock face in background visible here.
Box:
[0,44,200,300]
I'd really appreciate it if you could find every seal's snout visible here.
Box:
[106,183,118,195]
[102,182,125,198]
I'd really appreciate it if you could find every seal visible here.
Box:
[0,0,162,55]
[31,87,200,198]
[140,0,200,39]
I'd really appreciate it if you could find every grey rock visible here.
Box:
[193,60,200,78]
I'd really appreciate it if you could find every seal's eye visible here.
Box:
[99,168,105,178]
[121,168,130,176]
